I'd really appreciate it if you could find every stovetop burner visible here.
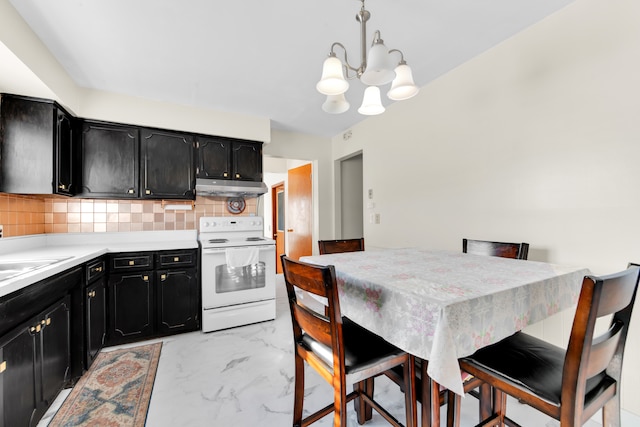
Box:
[246,237,265,241]
[208,238,229,244]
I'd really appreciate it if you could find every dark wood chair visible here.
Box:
[281,255,416,427]
[318,238,365,255]
[463,239,529,260]
[451,265,640,427]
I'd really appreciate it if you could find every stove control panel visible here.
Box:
[199,216,263,233]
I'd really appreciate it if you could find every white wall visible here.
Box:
[333,0,640,415]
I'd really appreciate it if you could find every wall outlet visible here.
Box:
[374,213,381,224]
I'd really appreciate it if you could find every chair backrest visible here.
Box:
[281,255,345,376]
[462,238,529,260]
[318,238,365,255]
[562,265,640,423]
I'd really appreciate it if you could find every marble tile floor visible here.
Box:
[40,275,628,426]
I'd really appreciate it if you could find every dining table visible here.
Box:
[300,248,590,397]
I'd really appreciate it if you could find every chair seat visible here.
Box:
[302,318,405,376]
[462,332,611,405]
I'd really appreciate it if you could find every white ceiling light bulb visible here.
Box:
[387,62,419,101]
[316,54,349,95]
[358,86,385,115]
[322,93,350,114]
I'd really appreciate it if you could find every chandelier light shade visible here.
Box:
[387,62,419,101]
[317,0,419,116]
[358,86,385,115]
[322,93,351,114]
[316,54,349,95]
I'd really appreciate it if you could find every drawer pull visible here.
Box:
[143,275,149,281]
[145,189,151,195]
[161,274,166,281]
[30,324,41,333]
[88,290,96,298]
[46,318,51,326]
[96,266,103,272]
[129,260,135,266]
[127,188,135,194]
[0,361,6,373]
[174,257,179,262]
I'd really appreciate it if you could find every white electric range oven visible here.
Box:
[198,216,276,332]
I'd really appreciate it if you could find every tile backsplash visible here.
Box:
[0,193,258,238]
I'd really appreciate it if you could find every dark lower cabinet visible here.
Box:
[108,272,154,345]
[0,323,37,427]
[106,250,199,346]
[0,296,71,427]
[84,258,107,369]
[157,268,199,334]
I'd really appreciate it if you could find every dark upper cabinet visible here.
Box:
[140,128,195,199]
[78,121,139,198]
[197,137,263,182]
[0,94,76,196]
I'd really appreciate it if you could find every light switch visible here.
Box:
[368,189,373,199]
[375,213,381,224]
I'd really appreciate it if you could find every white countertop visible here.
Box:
[0,230,198,298]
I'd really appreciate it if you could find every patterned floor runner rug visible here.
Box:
[50,342,162,427]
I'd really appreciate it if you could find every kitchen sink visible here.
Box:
[0,257,73,282]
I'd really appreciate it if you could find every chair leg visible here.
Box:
[293,354,305,426]
[494,388,506,427]
[446,390,461,427]
[354,378,374,424]
[602,392,622,427]
[478,383,493,422]
[334,375,349,426]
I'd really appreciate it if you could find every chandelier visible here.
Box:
[316,0,420,115]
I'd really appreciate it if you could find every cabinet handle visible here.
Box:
[161,274,166,281]
[45,318,51,326]
[59,184,67,190]
[0,361,6,373]
[129,260,135,266]
[223,172,228,177]
[173,257,179,262]
[143,275,149,281]
[88,290,96,298]
[30,324,41,333]
[96,266,103,272]
[127,188,135,194]
[235,173,241,179]
[145,189,151,195]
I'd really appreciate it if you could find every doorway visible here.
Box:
[271,182,285,273]
[338,153,363,239]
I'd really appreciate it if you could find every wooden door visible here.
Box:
[271,182,285,273]
[287,163,312,261]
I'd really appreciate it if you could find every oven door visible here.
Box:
[201,244,276,309]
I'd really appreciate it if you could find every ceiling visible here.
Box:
[6,0,575,138]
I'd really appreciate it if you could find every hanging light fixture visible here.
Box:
[316,0,419,116]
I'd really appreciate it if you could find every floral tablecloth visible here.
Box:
[301,248,589,395]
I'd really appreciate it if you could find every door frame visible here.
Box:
[271,181,285,274]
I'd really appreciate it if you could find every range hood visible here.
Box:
[195,178,268,197]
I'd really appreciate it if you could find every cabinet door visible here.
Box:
[79,121,139,198]
[232,141,263,181]
[39,297,71,408]
[85,279,106,368]
[54,109,75,196]
[0,95,55,194]
[0,324,37,427]
[140,129,195,199]
[108,272,154,345]
[156,268,199,335]
[196,137,231,179]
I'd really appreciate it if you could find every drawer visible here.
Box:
[157,250,196,268]
[86,258,106,283]
[110,253,154,271]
